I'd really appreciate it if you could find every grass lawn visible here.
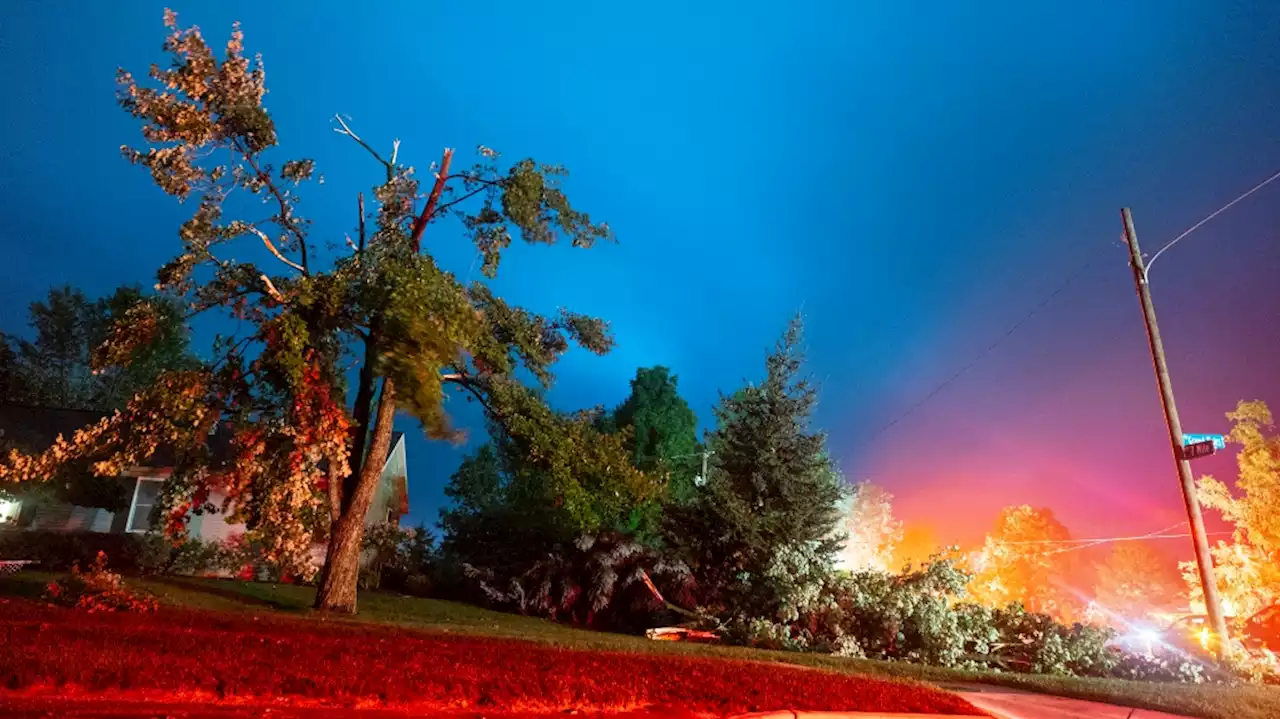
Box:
[3,571,1278,719]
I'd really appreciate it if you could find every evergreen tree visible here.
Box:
[668,318,845,615]
[0,336,19,403]
[613,366,699,478]
[607,366,701,542]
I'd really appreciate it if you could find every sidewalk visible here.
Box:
[940,683,1196,719]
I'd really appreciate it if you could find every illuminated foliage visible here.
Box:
[1185,400,1280,620]
[439,397,665,578]
[0,10,618,612]
[834,481,902,573]
[968,505,1084,622]
[1094,544,1184,621]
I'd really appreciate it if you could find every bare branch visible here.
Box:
[236,140,311,275]
[248,227,306,273]
[357,192,366,253]
[434,183,491,217]
[333,114,389,167]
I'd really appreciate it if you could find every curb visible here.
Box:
[731,713,986,719]
[732,706,977,711]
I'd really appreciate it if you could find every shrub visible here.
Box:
[134,534,228,576]
[43,551,158,612]
[218,533,319,584]
[1234,648,1280,685]
[0,528,155,572]
[359,522,435,594]
[0,528,236,578]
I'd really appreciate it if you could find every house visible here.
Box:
[0,403,409,545]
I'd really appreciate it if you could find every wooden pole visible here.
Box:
[1120,207,1230,656]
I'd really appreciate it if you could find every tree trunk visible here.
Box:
[313,378,397,613]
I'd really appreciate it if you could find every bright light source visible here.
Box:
[1136,628,1161,643]
[1198,627,1211,650]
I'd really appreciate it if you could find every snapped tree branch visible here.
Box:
[409,148,455,252]
[249,227,306,273]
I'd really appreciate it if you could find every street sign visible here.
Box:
[1182,434,1226,451]
[1181,440,1216,461]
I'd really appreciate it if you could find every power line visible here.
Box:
[857,256,1102,448]
[1145,167,1280,274]
[854,165,1280,450]
[999,526,1187,546]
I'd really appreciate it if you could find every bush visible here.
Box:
[360,522,435,594]
[719,557,1223,685]
[43,551,158,612]
[1228,646,1280,685]
[0,528,231,577]
[217,533,319,584]
[0,528,156,573]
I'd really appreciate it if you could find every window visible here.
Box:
[126,478,164,533]
[0,498,20,525]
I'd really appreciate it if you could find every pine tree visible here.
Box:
[668,317,844,615]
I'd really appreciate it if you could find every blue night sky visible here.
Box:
[2,2,1278,551]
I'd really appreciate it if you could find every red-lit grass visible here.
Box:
[0,599,979,716]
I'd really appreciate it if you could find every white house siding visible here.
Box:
[190,490,239,545]
[27,503,112,533]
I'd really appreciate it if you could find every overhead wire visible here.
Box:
[856,255,1104,449]
[1145,167,1280,275]
[859,165,1280,447]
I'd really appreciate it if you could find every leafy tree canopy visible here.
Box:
[2,285,196,411]
[440,409,662,572]
[968,505,1084,621]
[611,366,699,476]
[0,10,630,612]
[1185,400,1280,619]
[1094,543,1183,622]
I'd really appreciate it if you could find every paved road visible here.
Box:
[943,684,1196,719]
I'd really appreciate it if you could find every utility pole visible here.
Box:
[1120,207,1230,656]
